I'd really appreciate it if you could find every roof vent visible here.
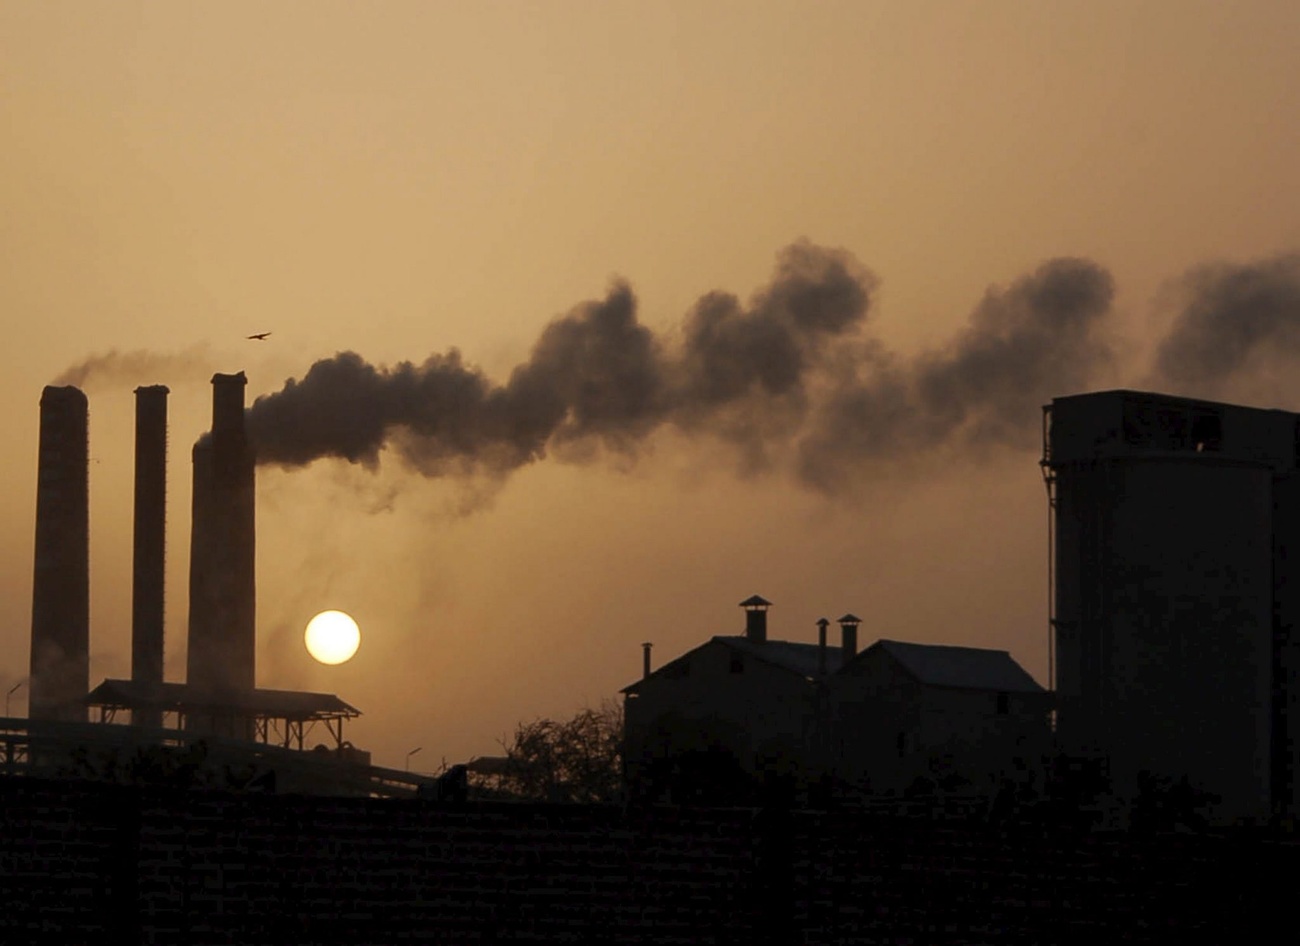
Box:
[740,595,772,644]
[838,613,862,667]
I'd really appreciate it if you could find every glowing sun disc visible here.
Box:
[305,610,361,665]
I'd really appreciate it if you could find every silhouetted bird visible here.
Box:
[246,332,272,340]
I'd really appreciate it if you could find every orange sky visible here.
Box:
[3,1,1299,770]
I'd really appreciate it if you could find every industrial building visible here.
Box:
[25,379,1300,814]
[622,597,1048,803]
[1044,389,1300,821]
[827,640,1051,796]
[11,374,425,796]
[622,598,844,801]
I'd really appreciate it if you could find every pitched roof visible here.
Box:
[714,636,839,679]
[621,635,841,692]
[620,633,1042,694]
[866,640,1044,693]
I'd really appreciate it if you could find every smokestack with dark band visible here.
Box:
[29,385,89,722]
[186,373,256,737]
[131,385,168,728]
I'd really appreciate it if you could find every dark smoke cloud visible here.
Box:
[53,345,216,391]
[246,240,880,478]
[247,243,1121,493]
[244,285,667,477]
[50,244,1300,500]
[1151,254,1300,400]
[795,259,1115,490]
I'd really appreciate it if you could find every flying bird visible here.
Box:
[246,332,272,340]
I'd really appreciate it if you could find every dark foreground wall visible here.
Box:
[0,777,1291,944]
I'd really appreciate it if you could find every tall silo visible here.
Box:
[1045,389,1296,821]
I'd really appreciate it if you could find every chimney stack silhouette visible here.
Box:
[29,385,89,722]
[131,385,168,728]
[186,373,256,735]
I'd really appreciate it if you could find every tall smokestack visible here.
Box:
[29,385,89,722]
[131,385,168,728]
[186,373,256,736]
[187,437,213,689]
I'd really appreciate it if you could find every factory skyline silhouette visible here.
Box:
[17,359,1300,823]
[13,237,1300,814]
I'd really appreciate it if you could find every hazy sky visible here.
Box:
[3,1,1299,770]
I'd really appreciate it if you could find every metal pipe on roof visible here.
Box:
[740,594,771,644]
[816,618,830,676]
[838,613,861,668]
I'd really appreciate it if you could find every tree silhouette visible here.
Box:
[498,699,624,803]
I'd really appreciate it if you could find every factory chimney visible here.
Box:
[131,385,168,728]
[186,373,256,736]
[29,385,90,722]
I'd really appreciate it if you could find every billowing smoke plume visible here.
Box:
[53,345,216,391]
[796,258,1114,490]
[246,241,1116,492]
[47,244,1300,497]
[246,241,876,476]
[1151,254,1300,402]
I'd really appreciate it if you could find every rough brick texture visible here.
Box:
[0,777,1290,943]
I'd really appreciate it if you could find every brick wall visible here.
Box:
[0,777,1289,943]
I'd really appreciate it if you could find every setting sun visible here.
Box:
[304,610,361,665]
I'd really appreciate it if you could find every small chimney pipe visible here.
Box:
[740,595,772,644]
[641,642,653,680]
[838,613,861,668]
[816,617,830,676]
